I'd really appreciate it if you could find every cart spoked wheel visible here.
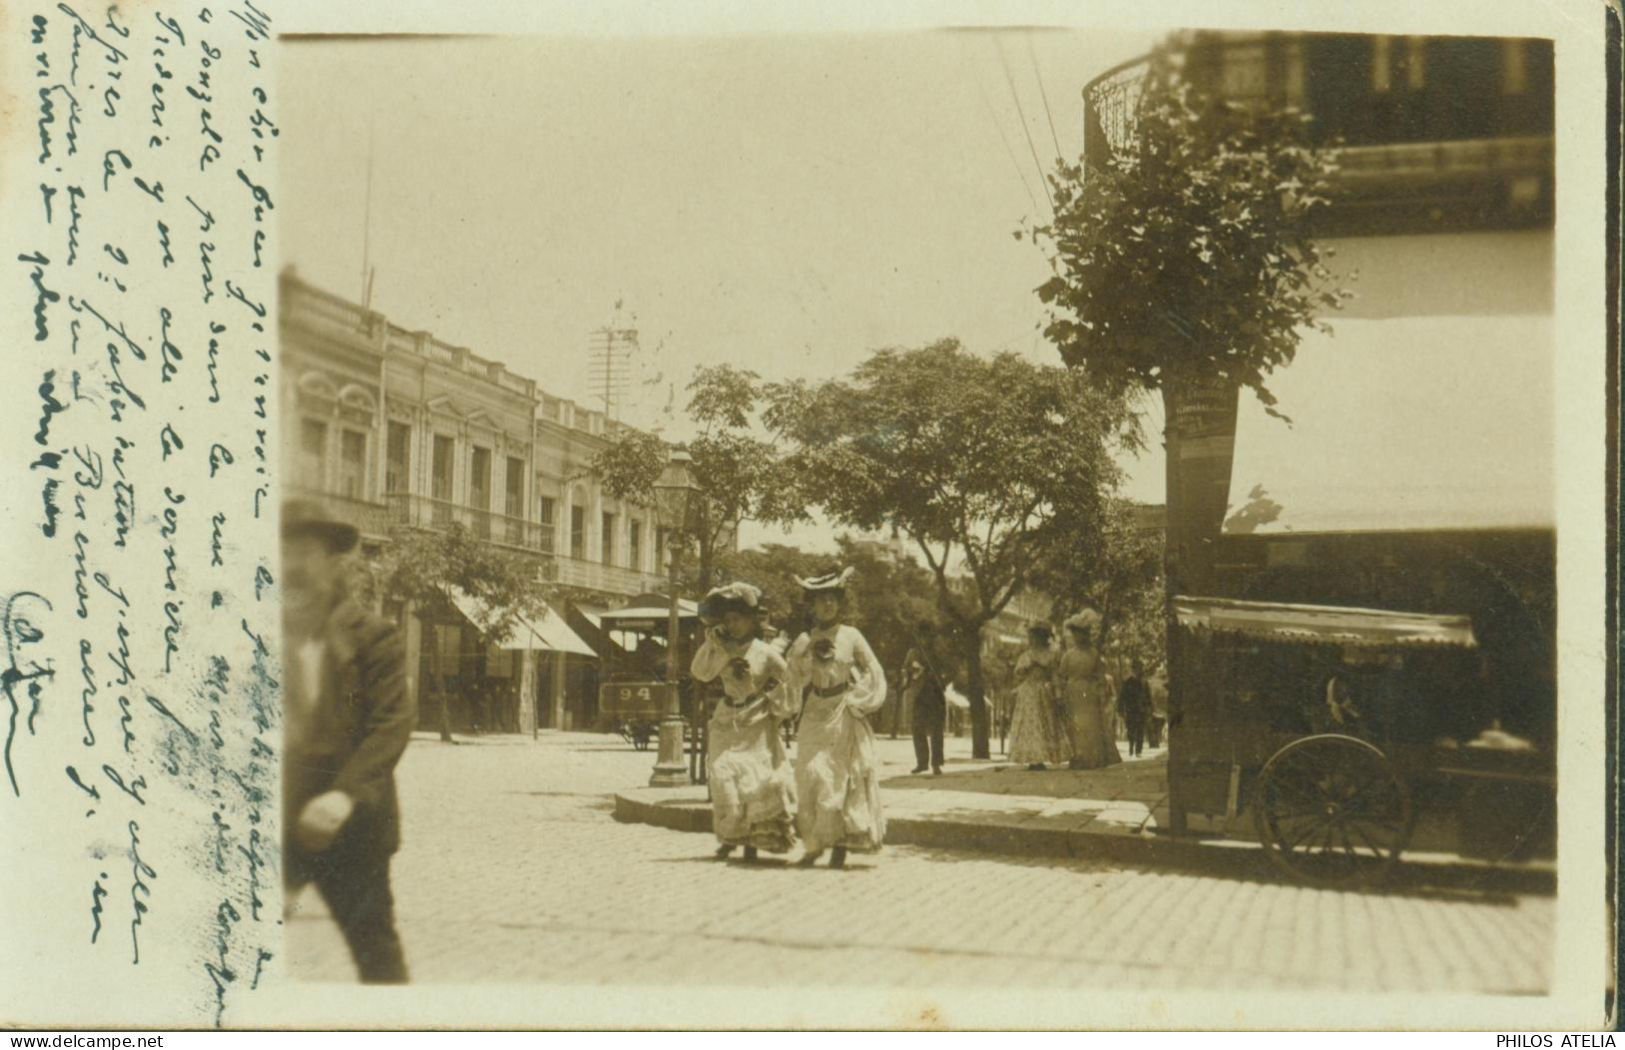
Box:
[1254,734,1411,889]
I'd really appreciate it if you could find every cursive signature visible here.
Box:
[3,591,56,796]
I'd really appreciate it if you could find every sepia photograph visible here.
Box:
[269,16,1585,1015]
[2,0,1612,1034]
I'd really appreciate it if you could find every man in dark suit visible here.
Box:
[904,622,948,775]
[1118,658,1150,758]
[282,498,416,983]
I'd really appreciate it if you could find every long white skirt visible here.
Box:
[708,715,797,852]
[793,693,885,854]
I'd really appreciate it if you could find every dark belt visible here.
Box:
[810,681,849,699]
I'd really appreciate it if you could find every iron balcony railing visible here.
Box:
[1083,54,1153,165]
[385,493,553,554]
[548,557,667,596]
[1081,48,1552,232]
[286,486,394,540]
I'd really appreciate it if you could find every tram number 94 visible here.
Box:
[603,682,668,713]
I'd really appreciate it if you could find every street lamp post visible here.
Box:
[649,448,700,788]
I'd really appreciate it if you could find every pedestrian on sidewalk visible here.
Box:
[1117,658,1151,758]
[280,498,415,984]
[786,567,888,869]
[1057,611,1122,769]
[902,621,947,775]
[1147,663,1168,749]
[1007,623,1070,770]
[691,582,798,862]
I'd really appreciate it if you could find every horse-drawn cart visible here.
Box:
[1168,596,1555,888]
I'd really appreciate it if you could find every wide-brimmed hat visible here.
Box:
[699,581,764,620]
[282,497,360,554]
[795,567,854,594]
[1064,609,1102,636]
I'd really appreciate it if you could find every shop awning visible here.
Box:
[1173,596,1478,649]
[1224,315,1554,536]
[447,587,596,656]
[494,605,596,656]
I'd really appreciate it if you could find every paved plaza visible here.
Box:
[286,730,1553,996]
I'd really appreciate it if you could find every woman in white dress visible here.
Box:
[1007,624,1071,769]
[690,582,798,861]
[785,568,887,869]
[1057,610,1122,769]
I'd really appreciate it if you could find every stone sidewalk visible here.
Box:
[614,742,1556,892]
[290,731,1556,1001]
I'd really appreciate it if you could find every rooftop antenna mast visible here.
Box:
[588,297,638,422]
[360,122,377,309]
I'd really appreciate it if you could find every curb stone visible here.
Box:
[611,790,1556,894]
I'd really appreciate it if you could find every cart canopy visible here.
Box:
[1173,595,1478,649]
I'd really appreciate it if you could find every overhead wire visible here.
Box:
[960,34,1041,216]
[992,34,1055,214]
[1024,32,1066,165]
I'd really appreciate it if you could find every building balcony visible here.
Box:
[286,486,394,541]
[384,492,553,555]
[546,556,667,597]
[1082,38,1554,236]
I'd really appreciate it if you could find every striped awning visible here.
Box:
[448,587,596,656]
[491,604,596,656]
[1173,596,1478,649]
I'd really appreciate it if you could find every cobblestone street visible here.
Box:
[286,731,1553,995]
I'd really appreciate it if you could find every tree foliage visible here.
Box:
[710,537,937,675]
[712,536,951,736]
[591,364,797,590]
[362,523,552,635]
[591,430,667,505]
[357,523,553,741]
[764,340,1137,757]
[1033,48,1354,412]
[708,542,829,634]
[1030,498,1165,670]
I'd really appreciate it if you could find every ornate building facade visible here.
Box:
[278,271,670,731]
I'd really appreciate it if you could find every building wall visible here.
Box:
[1100,31,1560,596]
[1083,33,1558,826]
[278,273,669,729]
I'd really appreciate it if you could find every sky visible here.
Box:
[276,29,1170,551]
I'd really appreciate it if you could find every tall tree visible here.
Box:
[591,364,795,592]
[765,340,1137,758]
[1031,48,1353,757]
[357,524,552,742]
